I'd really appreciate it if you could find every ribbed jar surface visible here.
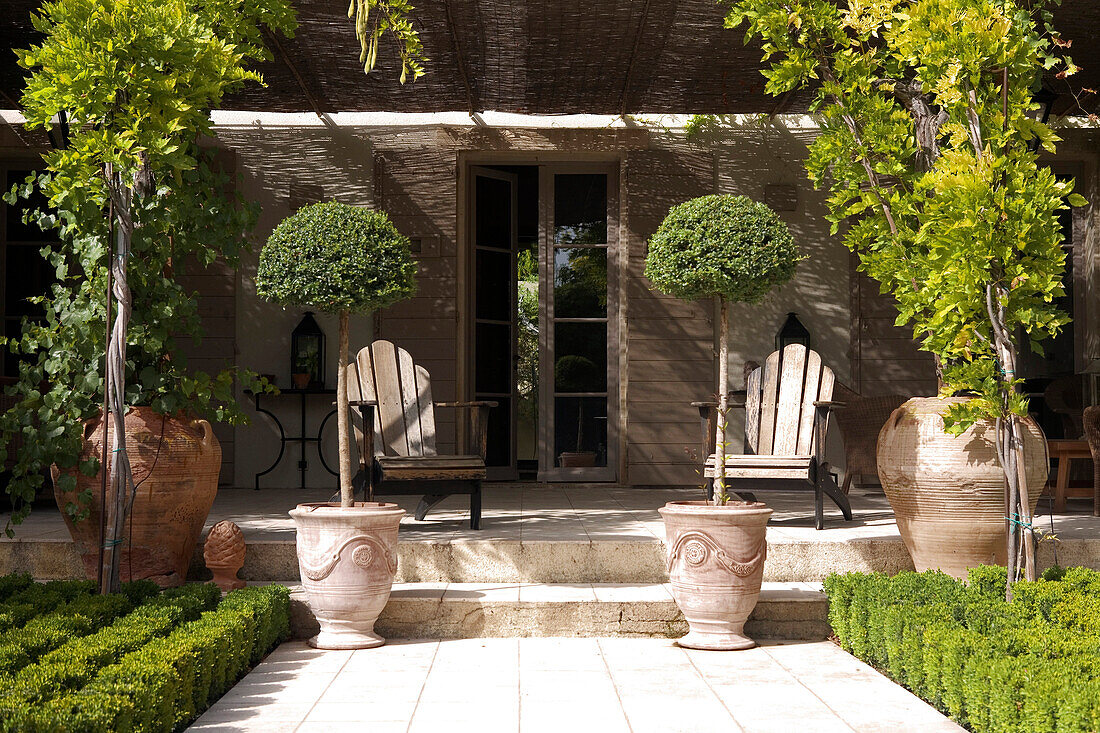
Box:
[877,397,1047,578]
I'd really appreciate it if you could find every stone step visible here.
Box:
[287,582,831,641]
[9,534,1094,585]
[9,536,917,584]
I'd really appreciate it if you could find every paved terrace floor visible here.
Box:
[6,482,1099,544]
[187,637,964,733]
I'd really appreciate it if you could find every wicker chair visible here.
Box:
[1082,405,1100,517]
[832,384,908,494]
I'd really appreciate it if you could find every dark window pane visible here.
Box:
[554,248,606,318]
[553,322,606,393]
[476,249,511,322]
[554,396,607,466]
[5,245,54,318]
[5,170,53,243]
[554,174,607,245]
[475,175,512,249]
[475,323,511,394]
[483,396,511,467]
[3,319,21,377]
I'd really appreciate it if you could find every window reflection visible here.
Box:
[554,248,607,319]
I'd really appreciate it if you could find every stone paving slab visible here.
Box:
[187,638,964,732]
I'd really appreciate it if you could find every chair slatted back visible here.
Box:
[744,344,834,457]
[347,340,437,458]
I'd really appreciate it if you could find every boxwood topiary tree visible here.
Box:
[256,202,417,507]
[646,194,799,504]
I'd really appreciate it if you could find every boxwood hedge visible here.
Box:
[0,578,290,733]
[825,566,1100,733]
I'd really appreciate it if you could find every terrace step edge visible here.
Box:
[283,582,832,641]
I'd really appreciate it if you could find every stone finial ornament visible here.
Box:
[203,520,246,592]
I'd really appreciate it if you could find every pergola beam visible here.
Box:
[263,29,328,118]
[619,0,654,118]
[443,0,479,116]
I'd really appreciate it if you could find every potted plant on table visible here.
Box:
[0,0,294,591]
[723,0,1082,587]
[645,194,799,650]
[256,201,417,649]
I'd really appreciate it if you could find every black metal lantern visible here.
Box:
[291,312,325,390]
[46,111,70,150]
[1028,87,1058,153]
[776,312,811,351]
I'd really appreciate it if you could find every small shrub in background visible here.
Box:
[825,567,1100,732]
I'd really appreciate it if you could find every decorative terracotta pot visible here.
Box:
[877,397,1047,579]
[659,500,771,650]
[558,451,596,468]
[290,502,404,649]
[52,407,221,587]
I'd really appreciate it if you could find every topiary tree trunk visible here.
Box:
[714,298,730,505]
[336,310,354,508]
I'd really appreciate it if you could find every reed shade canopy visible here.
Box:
[3,0,1099,116]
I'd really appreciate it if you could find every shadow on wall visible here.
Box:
[216,120,377,489]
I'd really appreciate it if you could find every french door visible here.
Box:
[538,165,618,482]
[468,162,618,482]
[470,167,519,480]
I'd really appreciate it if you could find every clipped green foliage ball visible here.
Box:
[256,201,417,313]
[645,194,799,303]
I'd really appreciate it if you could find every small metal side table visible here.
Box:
[248,389,338,490]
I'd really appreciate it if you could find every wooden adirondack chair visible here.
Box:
[344,340,496,529]
[693,343,854,530]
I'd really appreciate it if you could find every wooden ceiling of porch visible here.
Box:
[2,0,1098,116]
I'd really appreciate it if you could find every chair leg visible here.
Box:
[814,484,824,530]
[470,482,482,530]
[841,472,853,495]
[415,494,448,521]
[822,476,854,522]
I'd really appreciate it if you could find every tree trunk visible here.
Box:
[714,298,730,505]
[101,168,135,595]
[337,310,353,507]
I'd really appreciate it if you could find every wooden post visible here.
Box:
[337,310,353,507]
[714,298,729,505]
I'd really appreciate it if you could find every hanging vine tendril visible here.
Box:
[348,0,426,83]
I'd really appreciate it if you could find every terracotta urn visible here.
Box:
[290,502,404,649]
[659,500,771,650]
[877,397,1047,579]
[53,407,221,587]
[204,520,247,592]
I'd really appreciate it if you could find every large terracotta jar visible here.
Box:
[659,501,771,650]
[877,397,1047,579]
[53,406,221,587]
[290,502,404,649]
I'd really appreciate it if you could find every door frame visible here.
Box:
[457,154,622,483]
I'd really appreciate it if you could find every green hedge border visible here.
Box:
[0,582,290,733]
[825,566,1100,733]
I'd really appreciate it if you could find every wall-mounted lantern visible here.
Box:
[46,111,69,150]
[776,312,811,352]
[291,312,325,390]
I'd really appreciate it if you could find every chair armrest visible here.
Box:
[813,400,846,410]
[436,402,495,459]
